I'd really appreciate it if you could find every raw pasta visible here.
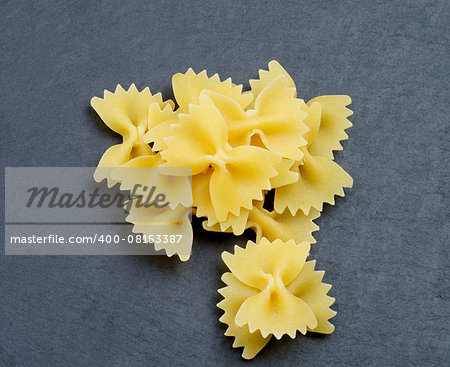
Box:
[202,76,308,160]
[92,61,353,256]
[91,60,354,359]
[203,201,320,245]
[91,86,192,259]
[159,94,280,221]
[124,199,193,261]
[91,84,174,186]
[247,62,353,216]
[274,147,353,215]
[91,61,353,255]
[218,238,336,359]
[172,68,252,113]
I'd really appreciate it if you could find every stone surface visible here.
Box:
[0,1,448,366]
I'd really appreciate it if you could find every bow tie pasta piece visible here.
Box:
[203,201,319,245]
[224,241,317,338]
[306,95,353,160]
[248,61,352,159]
[161,94,280,221]
[91,84,174,186]
[272,93,353,215]
[172,68,253,113]
[203,75,308,161]
[274,148,353,215]
[218,238,336,359]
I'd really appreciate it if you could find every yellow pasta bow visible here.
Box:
[202,75,308,161]
[91,84,174,186]
[160,94,281,221]
[247,61,353,215]
[218,238,336,359]
[274,98,353,215]
[274,147,353,215]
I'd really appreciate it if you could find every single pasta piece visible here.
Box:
[218,238,336,359]
[247,61,353,216]
[202,76,309,161]
[91,84,174,186]
[274,147,353,215]
[159,94,281,221]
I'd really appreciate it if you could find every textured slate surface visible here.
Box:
[0,1,449,366]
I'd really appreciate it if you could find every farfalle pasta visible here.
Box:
[202,76,309,160]
[91,61,353,257]
[274,147,353,215]
[91,60,354,359]
[159,94,280,221]
[218,238,336,359]
[91,84,174,186]
[246,61,353,216]
[273,96,353,215]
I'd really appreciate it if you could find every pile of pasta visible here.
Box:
[91,60,353,358]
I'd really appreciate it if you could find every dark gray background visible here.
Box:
[1,1,449,366]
